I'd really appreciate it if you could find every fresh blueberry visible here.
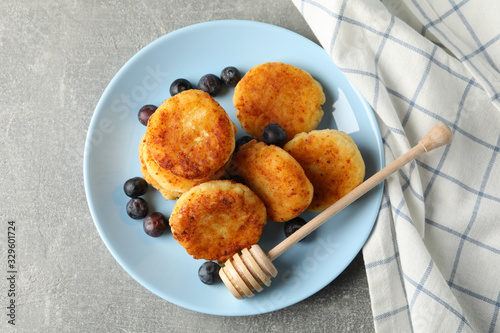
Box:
[284,217,307,241]
[138,105,157,126]
[228,175,245,184]
[126,198,149,220]
[198,74,222,96]
[170,78,192,96]
[124,177,148,198]
[220,66,242,87]
[143,212,168,237]
[262,123,287,147]
[198,261,221,285]
[235,135,254,153]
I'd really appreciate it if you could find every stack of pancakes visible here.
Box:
[139,89,237,200]
[138,63,365,263]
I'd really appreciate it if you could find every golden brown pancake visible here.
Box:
[169,180,267,263]
[283,129,365,212]
[230,140,313,222]
[145,89,236,180]
[233,62,325,142]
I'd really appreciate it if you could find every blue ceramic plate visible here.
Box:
[84,20,384,316]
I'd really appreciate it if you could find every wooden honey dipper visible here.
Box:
[219,123,453,299]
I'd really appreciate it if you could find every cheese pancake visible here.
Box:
[284,129,365,212]
[146,89,236,180]
[169,180,267,263]
[233,62,325,142]
[230,140,313,222]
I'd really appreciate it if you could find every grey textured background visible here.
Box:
[0,1,374,332]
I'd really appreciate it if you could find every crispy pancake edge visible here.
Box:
[138,136,181,200]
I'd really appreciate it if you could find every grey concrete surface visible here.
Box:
[0,1,375,332]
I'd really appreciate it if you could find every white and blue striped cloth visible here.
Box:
[292,0,500,332]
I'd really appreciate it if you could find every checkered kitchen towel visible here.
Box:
[292,0,500,332]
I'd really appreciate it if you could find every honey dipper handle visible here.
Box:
[267,123,453,261]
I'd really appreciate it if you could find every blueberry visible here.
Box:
[262,123,287,147]
[143,212,168,237]
[124,177,148,198]
[170,78,192,96]
[235,135,254,153]
[126,198,149,220]
[198,74,222,96]
[220,66,241,87]
[138,105,157,126]
[228,175,245,184]
[198,261,221,285]
[284,217,307,241]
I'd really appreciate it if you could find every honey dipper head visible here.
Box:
[219,245,277,299]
